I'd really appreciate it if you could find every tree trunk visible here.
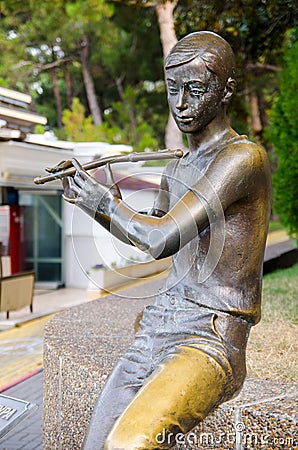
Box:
[52,68,63,128]
[154,0,186,150]
[80,35,102,125]
[155,0,178,59]
[64,64,73,109]
[250,92,262,134]
[247,91,262,144]
[258,91,269,130]
[115,76,137,135]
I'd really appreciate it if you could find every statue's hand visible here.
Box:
[45,159,73,173]
[62,158,122,215]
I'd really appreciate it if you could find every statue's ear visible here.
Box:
[222,77,236,104]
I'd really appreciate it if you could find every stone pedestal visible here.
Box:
[43,281,297,449]
[172,379,297,449]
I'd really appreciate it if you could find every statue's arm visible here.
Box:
[77,162,174,244]
[66,160,174,248]
[110,146,269,259]
[65,148,264,259]
[61,161,133,245]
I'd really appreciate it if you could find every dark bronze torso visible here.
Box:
[162,135,272,324]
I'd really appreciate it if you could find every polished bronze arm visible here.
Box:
[34,149,183,185]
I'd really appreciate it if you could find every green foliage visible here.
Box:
[175,0,297,142]
[104,85,159,151]
[0,0,165,144]
[1,0,297,151]
[62,95,159,151]
[175,0,297,66]
[35,124,46,134]
[62,98,96,141]
[268,36,298,239]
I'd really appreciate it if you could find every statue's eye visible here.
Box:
[189,87,205,96]
[168,84,179,95]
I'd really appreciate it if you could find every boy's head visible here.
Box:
[165,31,236,87]
[165,32,236,134]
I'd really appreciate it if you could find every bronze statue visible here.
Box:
[46,31,271,449]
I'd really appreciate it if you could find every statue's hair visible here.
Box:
[165,31,236,85]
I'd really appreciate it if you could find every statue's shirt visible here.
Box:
[157,135,271,324]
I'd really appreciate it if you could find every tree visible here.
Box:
[268,33,298,239]
[0,0,168,146]
[62,93,159,151]
[63,0,115,125]
[175,0,298,144]
[0,0,114,126]
[155,0,185,150]
[1,0,296,154]
[113,0,185,149]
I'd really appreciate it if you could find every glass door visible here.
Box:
[19,192,63,285]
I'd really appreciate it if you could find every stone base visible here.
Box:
[173,378,297,449]
[43,281,297,449]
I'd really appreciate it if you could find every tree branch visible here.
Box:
[245,62,280,73]
[13,56,75,72]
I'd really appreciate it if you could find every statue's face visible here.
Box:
[166,57,224,134]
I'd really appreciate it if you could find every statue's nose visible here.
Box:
[176,87,188,111]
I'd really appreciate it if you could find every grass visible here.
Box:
[262,263,298,324]
[246,263,298,383]
[268,220,285,233]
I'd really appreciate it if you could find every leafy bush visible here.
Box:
[268,36,298,240]
[62,91,159,152]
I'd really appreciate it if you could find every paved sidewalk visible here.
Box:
[0,288,91,449]
[0,288,95,392]
[0,370,43,450]
[264,229,297,262]
[0,316,47,391]
[0,287,93,329]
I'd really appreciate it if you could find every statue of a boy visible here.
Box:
[56,31,271,449]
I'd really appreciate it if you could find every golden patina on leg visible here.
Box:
[105,347,230,450]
